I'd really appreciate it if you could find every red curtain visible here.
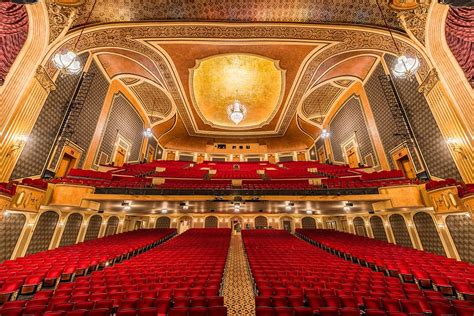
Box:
[0,2,28,85]
[445,7,474,87]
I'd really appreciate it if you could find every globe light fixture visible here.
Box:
[392,55,420,80]
[227,99,247,125]
[143,127,153,138]
[320,129,330,139]
[52,50,82,75]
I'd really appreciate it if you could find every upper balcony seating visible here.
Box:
[425,179,458,191]
[296,229,474,302]
[156,179,232,190]
[360,170,404,181]
[20,178,48,190]
[459,183,474,198]
[0,183,16,197]
[244,230,474,316]
[0,229,176,305]
[2,229,229,316]
[212,170,262,179]
[68,170,114,181]
[241,180,315,190]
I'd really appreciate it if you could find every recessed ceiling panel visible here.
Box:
[191,54,284,129]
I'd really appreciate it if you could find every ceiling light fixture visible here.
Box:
[375,0,419,80]
[320,129,330,139]
[227,99,247,125]
[52,0,98,75]
[161,209,168,214]
[143,127,153,138]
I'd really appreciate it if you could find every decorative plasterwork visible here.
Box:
[418,68,439,96]
[302,84,344,120]
[72,0,403,30]
[44,23,431,139]
[130,81,174,123]
[46,0,78,44]
[397,2,431,45]
[35,65,56,92]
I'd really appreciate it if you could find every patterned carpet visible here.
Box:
[222,234,256,316]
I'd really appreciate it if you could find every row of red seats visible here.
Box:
[458,184,474,198]
[0,183,16,196]
[68,170,113,181]
[156,180,232,190]
[360,170,404,181]
[2,229,230,316]
[0,229,176,304]
[19,178,48,190]
[212,170,262,179]
[321,177,412,189]
[296,229,474,300]
[425,179,458,191]
[241,180,315,190]
[243,230,474,316]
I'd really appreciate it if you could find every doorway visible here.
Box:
[56,153,77,178]
[346,146,359,168]
[317,146,326,162]
[282,220,291,232]
[147,147,155,163]
[113,146,127,167]
[134,221,142,230]
[392,147,416,179]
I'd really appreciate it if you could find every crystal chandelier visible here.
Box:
[227,99,247,125]
[143,127,153,138]
[392,55,420,80]
[52,50,82,75]
[320,129,330,139]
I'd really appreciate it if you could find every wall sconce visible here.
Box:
[437,223,446,229]
[446,138,467,159]
[7,135,28,156]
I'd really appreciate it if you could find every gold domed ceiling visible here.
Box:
[191,54,284,129]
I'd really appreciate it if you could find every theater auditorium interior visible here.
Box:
[0,0,473,316]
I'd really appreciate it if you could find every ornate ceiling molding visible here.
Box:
[43,23,432,139]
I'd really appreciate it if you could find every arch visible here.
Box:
[204,216,218,228]
[155,216,171,229]
[446,214,474,263]
[84,215,102,241]
[370,216,388,242]
[389,214,413,248]
[413,212,446,256]
[254,216,268,229]
[59,213,83,247]
[280,216,293,232]
[105,216,119,236]
[26,211,59,255]
[301,217,317,229]
[0,212,26,261]
[353,217,367,237]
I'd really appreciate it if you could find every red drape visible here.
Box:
[0,2,28,85]
[445,7,474,87]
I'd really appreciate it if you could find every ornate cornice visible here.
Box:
[47,0,79,44]
[44,23,430,138]
[418,68,439,96]
[35,65,56,93]
[397,3,431,45]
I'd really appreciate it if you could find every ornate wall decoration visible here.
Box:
[446,214,474,264]
[418,68,439,96]
[59,213,82,247]
[254,216,268,228]
[370,216,388,241]
[35,65,56,93]
[301,216,316,229]
[413,211,446,256]
[47,0,78,44]
[302,84,343,122]
[397,4,430,45]
[353,217,367,237]
[105,216,119,236]
[84,214,102,241]
[155,216,170,229]
[26,211,59,255]
[130,82,173,120]
[389,214,413,248]
[204,216,218,228]
[43,24,431,140]
[0,213,26,262]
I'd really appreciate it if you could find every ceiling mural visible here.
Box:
[191,54,284,129]
[71,0,402,30]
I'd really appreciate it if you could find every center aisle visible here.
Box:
[222,235,256,316]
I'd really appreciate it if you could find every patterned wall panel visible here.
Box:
[105,216,119,236]
[385,55,461,180]
[84,215,102,241]
[389,214,413,248]
[364,63,418,170]
[11,54,89,179]
[302,84,343,119]
[413,212,446,256]
[96,93,145,165]
[329,96,377,166]
[0,213,26,262]
[155,217,170,229]
[205,216,218,228]
[254,216,268,228]
[353,217,367,237]
[446,215,474,263]
[130,82,173,118]
[147,137,157,162]
[26,211,59,255]
[59,213,83,247]
[370,216,388,241]
[302,217,316,229]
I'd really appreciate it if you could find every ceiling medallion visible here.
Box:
[227,99,247,125]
